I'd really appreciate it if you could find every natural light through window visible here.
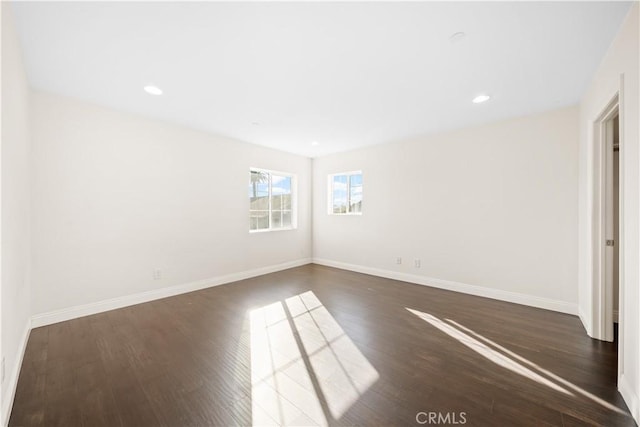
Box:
[329,171,362,215]
[286,291,378,418]
[445,318,628,415]
[249,291,379,426]
[249,168,295,232]
[406,308,572,395]
[407,308,630,417]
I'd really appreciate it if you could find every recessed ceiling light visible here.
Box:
[472,94,491,104]
[144,85,163,96]
[449,32,466,43]
[311,141,320,146]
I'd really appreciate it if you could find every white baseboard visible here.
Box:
[2,321,31,427]
[31,258,311,328]
[619,373,640,424]
[578,308,593,337]
[312,258,578,315]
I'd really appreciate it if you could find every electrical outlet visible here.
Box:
[1,356,5,385]
[153,269,162,280]
[414,259,421,268]
[396,257,402,265]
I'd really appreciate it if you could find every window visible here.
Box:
[249,168,295,232]
[329,171,362,215]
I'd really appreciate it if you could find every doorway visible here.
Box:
[591,94,621,345]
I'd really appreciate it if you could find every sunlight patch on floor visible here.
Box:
[249,292,379,426]
[287,291,379,419]
[445,318,628,415]
[406,308,573,396]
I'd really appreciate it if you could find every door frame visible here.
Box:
[590,78,624,367]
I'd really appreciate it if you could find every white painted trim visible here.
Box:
[590,92,620,342]
[589,82,626,345]
[2,321,31,427]
[312,258,578,315]
[579,308,592,335]
[619,373,640,424]
[31,258,311,328]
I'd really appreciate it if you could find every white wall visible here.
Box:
[313,106,579,313]
[31,91,311,318]
[1,3,32,424]
[578,3,639,422]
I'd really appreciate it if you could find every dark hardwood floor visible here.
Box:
[9,264,634,426]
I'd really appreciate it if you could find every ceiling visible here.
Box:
[12,1,632,158]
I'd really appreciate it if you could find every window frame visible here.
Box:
[328,170,363,216]
[249,167,297,233]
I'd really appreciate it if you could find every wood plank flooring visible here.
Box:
[8,264,635,426]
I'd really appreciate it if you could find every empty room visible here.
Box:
[1,1,639,426]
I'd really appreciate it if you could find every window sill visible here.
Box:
[249,227,297,234]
